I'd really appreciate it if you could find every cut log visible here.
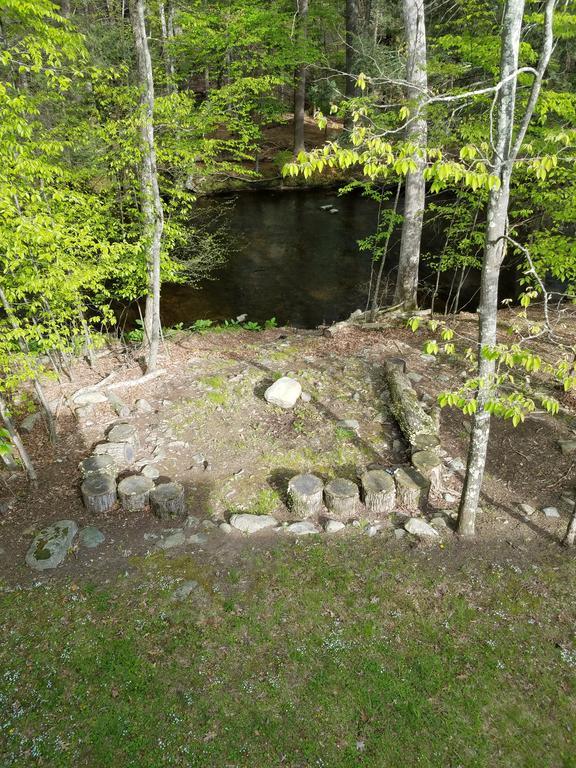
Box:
[106,423,139,449]
[411,450,442,492]
[384,358,437,447]
[394,467,430,511]
[93,441,135,467]
[411,433,441,454]
[117,475,155,511]
[81,474,117,513]
[287,474,324,519]
[324,478,359,520]
[79,454,117,479]
[563,509,576,547]
[150,482,186,520]
[360,470,396,518]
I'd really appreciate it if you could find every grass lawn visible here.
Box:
[1,539,575,767]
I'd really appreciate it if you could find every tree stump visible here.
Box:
[411,450,442,492]
[395,467,430,511]
[93,441,135,467]
[117,475,155,511]
[360,470,396,518]
[287,474,324,519]
[324,478,359,520]
[81,474,117,514]
[150,482,186,520]
[107,423,139,449]
[411,433,441,454]
[79,454,117,479]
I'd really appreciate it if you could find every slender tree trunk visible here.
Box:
[159,1,176,93]
[370,181,401,320]
[458,0,556,536]
[130,0,164,373]
[458,0,524,536]
[394,0,427,311]
[344,0,360,130]
[293,0,309,156]
[0,395,37,482]
[0,287,57,443]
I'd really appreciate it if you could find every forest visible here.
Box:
[0,0,576,766]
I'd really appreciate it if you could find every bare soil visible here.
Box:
[1,311,575,587]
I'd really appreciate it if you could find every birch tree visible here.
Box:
[130,0,164,372]
[394,0,427,311]
[457,0,557,536]
[293,0,310,155]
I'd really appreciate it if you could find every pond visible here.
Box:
[159,188,513,329]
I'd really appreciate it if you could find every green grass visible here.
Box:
[1,542,575,767]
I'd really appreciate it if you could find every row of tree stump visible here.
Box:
[79,423,185,520]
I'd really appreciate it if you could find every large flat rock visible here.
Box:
[25,520,78,570]
[229,513,277,533]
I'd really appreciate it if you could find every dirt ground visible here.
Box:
[1,311,575,587]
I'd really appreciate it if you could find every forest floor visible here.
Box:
[1,312,575,766]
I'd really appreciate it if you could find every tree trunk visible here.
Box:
[0,287,57,444]
[130,0,164,373]
[159,1,176,93]
[0,394,37,482]
[458,0,524,537]
[293,0,309,156]
[345,0,360,110]
[393,0,427,311]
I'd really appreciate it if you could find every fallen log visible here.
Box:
[384,358,437,448]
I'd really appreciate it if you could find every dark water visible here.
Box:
[160,188,517,329]
[161,189,385,328]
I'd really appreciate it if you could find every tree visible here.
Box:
[458,0,557,536]
[293,0,310,156]
[129,0,164,372]
[393,0,427,311]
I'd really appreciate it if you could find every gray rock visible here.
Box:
[79,526,105,549]
[171,580,199,601]
[25,520,78,570]
[543,506,560,518]
[520,503,536,516]
[394,528,407,539]
[185,515,199,528]
[156,530,186,550]
[142,464,160,479]
[286,520,321,535]
[366,524,380,537]
[21,412,41,433]
[339,419,360,432]
[420,354,437,363]
[135,398,153,413]
[324,519,345,533]
[301,391,312,403]
[201,520,217,530]
[230,513,277,533]
[219,522,233,533]
[443,493,458,504]
[447,457,465,472]
[187,533,208,545]
[264,377,302,409]
[392,439,404,454]
[73,391,107,406]
[407,372,423,384]
[404,517,440,539]
[559,439,576,455]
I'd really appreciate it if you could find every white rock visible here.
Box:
[543,506,560,518]
[301,392,312,403]
[142,464,160,479]
[286,520,321,535]
[405,517,440,539]
[171,580,198,601]
[219,522,233,534]
[338,419,360,432]
[325,520,346,533]
[73,391,108,406]
[229,513,277,533]
[520,503,536,516]
[136,398,153,413]
[25,520,78,570]
[156,530,186,549]
[21,413,41,433]
[264,377,302,409]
